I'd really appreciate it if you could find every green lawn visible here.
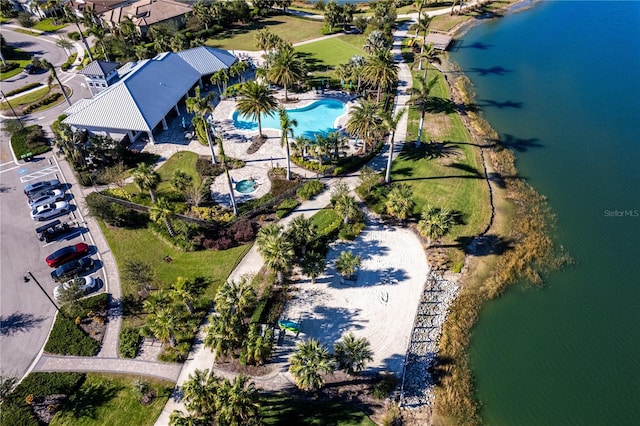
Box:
[101,223,250,300]
[51,374,172,426]
[13,27,39,36]
[205,14,324,51]
[296,35,365,71]
[33,17,67,32]
[0,46,33,81]
[0,86,50,109]
[260,393,375,425]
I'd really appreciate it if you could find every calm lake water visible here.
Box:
[449,1,640,424]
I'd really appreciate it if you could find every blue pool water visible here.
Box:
[235,179,258,194]
[232,99,346,139]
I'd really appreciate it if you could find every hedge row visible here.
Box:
[44,315,100,357]
[5,82,42,97]
[10,124,50,158]
[22,92,62,113]
[119,327,141,358]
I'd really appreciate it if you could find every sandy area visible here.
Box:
[281,211,429,377]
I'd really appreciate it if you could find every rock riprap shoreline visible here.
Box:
[400,272,459,408]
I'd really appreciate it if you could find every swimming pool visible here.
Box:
[235,179,258,194]
[232,99,346,139]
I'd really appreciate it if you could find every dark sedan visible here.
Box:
[51,257,94,282]
[45,243,90,268]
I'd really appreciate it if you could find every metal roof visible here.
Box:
[177,46,238,76]
[78,60,120,77]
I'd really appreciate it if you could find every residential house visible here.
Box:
[100,0,192,36]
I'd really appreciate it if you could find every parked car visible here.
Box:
[23,64,44,74]
[35,219,73,242]
[24,179,61,197]
[30,201,70,221]
[53,276,97,300]
[51,257,94,282]
[45,243,90,268]
[28,189,65,208]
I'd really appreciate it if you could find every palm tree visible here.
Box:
[147,308,178,347]
[363,30,388,54]
[216,133,238,215]
[413,14,433,70]
[171,169,193,193]
[385,183,415,220]
[346,98,382,153]
[244,324,273,366]
[170,277,195,314]
[214,278,256,318]
[185,86,217,164]
[302,251,325,284]
[150,197,176,237]
[87,23,109,61]
[169,411,202,426]
[216,375,260,426]
[286,215,317,256]
[268,43,306,101]
[417,205,454,246]
[362,48,398,104]
[132,162,160,203]
[335,250,361,281]
[210,69,229,95]
[333,194,361,225]
[381,108,407,183]
[289,339,335,392]
[142,289,171,314]
[408,74,437,146]
[256,225,295,284]
[236,81,278,139]
[412,41,440,79]
[278,107,297,180]
[42,59,71,106]
[55,36,74,55]
[62,5,93,61]
[334,332,374,375]
[181,369,217,417]
[203,313,242,357]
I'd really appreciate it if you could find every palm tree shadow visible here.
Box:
[65,382,120,419]
[424,97,458,114]
[477,99,523,109]
[446,162,482,178]
[455,234,514,256]
[300,306,367,346]
[424,141,461,159]
[494,134,543,152]
[469,66,511,76]
[0,312,46,336]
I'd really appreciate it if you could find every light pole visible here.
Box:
[26,271,65,317]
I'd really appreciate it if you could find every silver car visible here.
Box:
[23,179,61,197]
[28,189,65,208]
[30,201,70,221]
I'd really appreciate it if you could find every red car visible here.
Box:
[45,243,90,268]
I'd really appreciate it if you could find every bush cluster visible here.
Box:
[10,124,50,158]
[291,156,331,172]
[119,327,141,358]
[203,220,255,250]
[22,92,62,113]
[276,198,300,218]
[195,156,244,177]
[67,31,80,40]
[296,180,324,200]
[0,62,19,73]
[44,315,100,356]
[5,82,41,97]
[60,53,77,71]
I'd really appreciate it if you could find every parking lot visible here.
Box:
[0,155,104,378]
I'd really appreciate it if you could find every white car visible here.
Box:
[53,276,96,300]
[28,189,65,208]
[30,201,70,221]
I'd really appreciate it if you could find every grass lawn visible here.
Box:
[310,207,340,235]
[13,27,39,36]
[32,17,67,32]
[0,46,33,80]
[50,374,172,426]
[296,35,365,71]
[205,14,323,51]
[155,151,202,195]
[101,223,250,300]
[0,86,50,109]
[260,393,375,426]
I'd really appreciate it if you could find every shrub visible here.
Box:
[119,327,141,358]
[270,177,300,197]
[276,198,300,218]
[22,92,62,113]
[67,31,80,40]
[5,83,42,97]
[291,156,331,172]
[372,373,398,400]
[296,180,324,200]
[0,62,19,74]
[339,221,365,240]
[228,220,254,243]
[44,315,100,356]
[10,124,50,158]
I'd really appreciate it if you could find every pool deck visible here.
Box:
[207,89,360,207]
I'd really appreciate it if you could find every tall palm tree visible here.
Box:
[302,251,325,284]
[236,81,278,139]
[286,215,317,256]
[408,74,437,146]
[214,278,256,318]
[385,183,415,220]
[185,86,217,164]
[334,194,361,225]
[334,332,374,375]
[412,41,440,79]
[87,23,109,61]
[132,162,160,203]
[170,277,195,314]
[289,339,335,392]
[346,98,382,154]
[362,49,398,104]
[203,312,243,357]
[335,250,361,281]
[278,107,297,180]
[381,108,407,183]
[268,43,306,101]
[216,375,260,426]
[62,5,93,61]
[217,134,237,216]
[244,324,273,366]
[413,14,433,70]
[147,308,178,347]
[257,230,295,284]
[55,37,74,55]
[42,59,71,106]
[417,205,454,246]
[150,197,176,237]
[181,369,217,417]
[210,69,229,95]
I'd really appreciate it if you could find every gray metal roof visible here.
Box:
[63,52,203,132]
[177,46,238,76]
[78,60,120,78]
